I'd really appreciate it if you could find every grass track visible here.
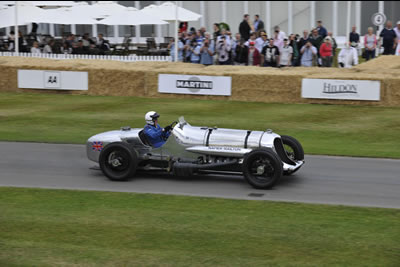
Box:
[0,187,399,266]
[1,92,399,158]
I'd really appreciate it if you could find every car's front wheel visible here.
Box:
[242,148,283,189]
[281,135,304,175]
[99,142,138,181]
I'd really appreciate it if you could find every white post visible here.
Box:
[332,1,338,37]
[244,1,248,14]
[346,1,351,42]
[355,1,361,35]
[71,24,76,34]
[14,1,19,54]
[50,23,55,37]
[156,1,162,42]
[135,1,141,43]
[310,1,315,30]
[378,1,384,33]
[288,1,293,34]
[6,27,10,36]
[174,1,178,62]
[266,1,271,35]
[200,1,205,28]
[221,1,227,23]
[91,1,97,38]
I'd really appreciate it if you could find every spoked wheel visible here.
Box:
[99,142,138,181]
[281,135,304,175]
[243,148,283,189]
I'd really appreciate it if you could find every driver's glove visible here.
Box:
[164,126,172,132]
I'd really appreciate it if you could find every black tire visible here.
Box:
[281,135,304,175]
[99,142,138,181]
[242,148,283,189]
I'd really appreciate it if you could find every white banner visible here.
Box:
[158,74,231,96]
[302,79,380,101]
[18,70,88,90]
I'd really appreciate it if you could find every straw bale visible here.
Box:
[0,56,399,106]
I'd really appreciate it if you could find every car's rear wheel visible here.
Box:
[281,135,304,175]
[242,148,283,189]
[99,142,138,181]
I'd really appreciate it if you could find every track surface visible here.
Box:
[1,142,399,209]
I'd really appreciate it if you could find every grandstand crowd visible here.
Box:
[1,14,399,68]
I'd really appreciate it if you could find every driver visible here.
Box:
[143,111,172,148]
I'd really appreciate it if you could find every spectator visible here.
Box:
[96,34,110,54]
[234,38,248,65]
[213,23,221,42]
[261,38,280,67]
[247,41,261,66]
[298,30,310,51]
[349,26,360,55]
[239,14,251,41]
[254,15,265,32]
[72,40,85,54]
[231,33,241,60]
[216,36,231,65]
[43,40,55,54]
[289,34,300,66]
[179,22,188,33]
[64,34,75,49]
[200,33,215,65]
[199,27,206,37]
[184,33,195,62]
[280,38,293,67]
[7,31,15,51]
[309,28,323,65]
[338,42,358,68]
[327,32,337,57]
[364,27,377,61]
[217,28,231,45]
[188,39,201,63]
[273,30,284,52]
[319,36,333,67]
[82,33,95,53]
[300,40,317,67]
[245,32,257,47]
[316,20,327,38]
[30,41,41,54]
[195,30,204,45]
[255,31,268,53]
[273,25,286,40]
[379,21,397,55]
[61,42,72,54]
[168,37,184,62]
[394,21,400,54]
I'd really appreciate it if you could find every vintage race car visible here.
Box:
[87,117,304,189]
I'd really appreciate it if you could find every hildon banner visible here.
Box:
[301,79,380,101]
[158,74,232,96]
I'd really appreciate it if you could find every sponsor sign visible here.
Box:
[18,70,88,90]
[158,74,231,96]
[301,79,380,101]
[371,12,386,26]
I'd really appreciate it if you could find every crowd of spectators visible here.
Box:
[1,31,111,55]
[169,15,400,68]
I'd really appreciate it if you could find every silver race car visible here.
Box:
[87,117,304,189]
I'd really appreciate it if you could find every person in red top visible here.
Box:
[247,41,261,66]
[319,36,333,67]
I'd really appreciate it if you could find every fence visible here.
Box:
[0,52,172,62]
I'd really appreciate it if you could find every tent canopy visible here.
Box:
[98,7,168,26]
[141,2,201,22]
[0,2,45,28]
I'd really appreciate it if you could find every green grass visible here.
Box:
[0,187,399,266]
[0,92,399,158]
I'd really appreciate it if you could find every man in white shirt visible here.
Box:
[255,31,269,52]
[280,38,293,67]
[338,42,358,68]
[273,25,286,41]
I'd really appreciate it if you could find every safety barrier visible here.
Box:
[0,52,172,62]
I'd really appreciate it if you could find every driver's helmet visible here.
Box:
[145,111,160,126]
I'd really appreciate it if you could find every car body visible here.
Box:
[87,117,305,189]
